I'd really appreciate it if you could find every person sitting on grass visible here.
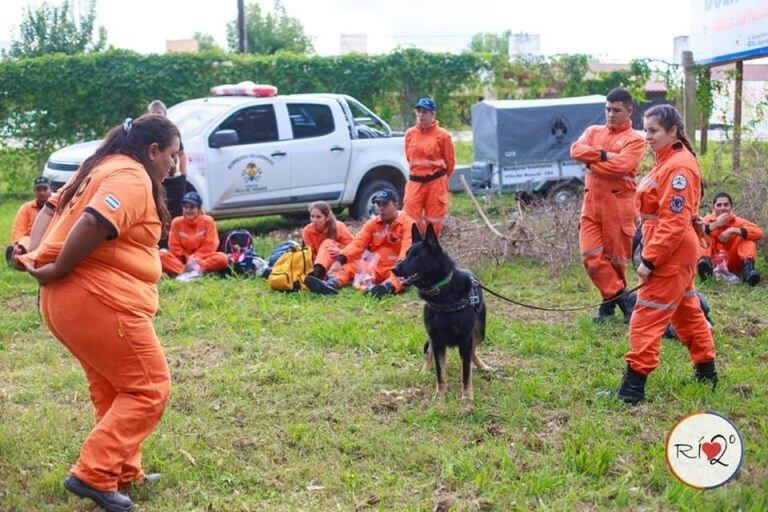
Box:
[306,190,413,298]
[159,192,228,279]
[697,192,762,286]
[5,177,52,263]
[302,201,354,280]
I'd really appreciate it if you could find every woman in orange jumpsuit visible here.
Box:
[403,97,455,237]
[302,201,353,279]
[617,105,717,404]
[159,191,228,278]
[17,115,178,511]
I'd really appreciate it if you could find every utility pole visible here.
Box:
[237,0,247,53]
[682,51,696,149]
[733,60,743,171]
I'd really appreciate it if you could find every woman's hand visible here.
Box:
[717,227,738,244]
[327,246,339,258]
[24,262,64,285]
[636,262,652,281]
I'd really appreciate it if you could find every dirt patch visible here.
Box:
[370,387,426,414]
[432,483,494,512]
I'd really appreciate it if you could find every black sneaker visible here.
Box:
[64,475,134,512]
[4,245,14,264]
[616,364,647,405]
[306,275,339,295]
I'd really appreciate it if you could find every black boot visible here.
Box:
[742,259,761,287]
[614,290,635,324]
[694,360,718,389]
[616,365,647,405]
[698,257,713,280]
[64,475,134,512]
[592,297,616,323]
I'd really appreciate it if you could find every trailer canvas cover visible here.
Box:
[472,95,606,168]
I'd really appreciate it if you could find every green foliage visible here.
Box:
[0,49,486,152]
[8,0,106,58]
[193,32,221,52]
[468,30,511,57]
[226,1,313,55]
[0,148,47,198]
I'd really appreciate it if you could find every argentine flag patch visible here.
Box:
[104,194,121,211]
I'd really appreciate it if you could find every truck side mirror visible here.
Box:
[209,129,239,148]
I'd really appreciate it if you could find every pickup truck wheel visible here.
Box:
[350,180,399,220]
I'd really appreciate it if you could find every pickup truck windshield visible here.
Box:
[167,102,229,138]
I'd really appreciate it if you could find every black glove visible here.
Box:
[367,281,394,299]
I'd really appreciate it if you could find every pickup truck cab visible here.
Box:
[43,89,408,219]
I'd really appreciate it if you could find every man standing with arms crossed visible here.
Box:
[571,88,646,323]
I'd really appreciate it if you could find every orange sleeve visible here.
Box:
[397,216,414,261]
[641,167,699,268]
[168,218,185,258]
[404,129,414,164]
[441,131,456,175]
[587,135,645,179]
[193,216,220,256]
[735,216,763,241]
[342,219,374,261]
[85,169,149,238]
[570,126,601,163]
[336,221,354,248]
[11,202,31,243]
[301,224,313,248]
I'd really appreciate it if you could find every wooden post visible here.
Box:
[682,51,697,148]
[237,0,247,53]
[700,67,710,155]
[733,60,743,171]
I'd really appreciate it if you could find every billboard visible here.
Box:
[690,0,768,66]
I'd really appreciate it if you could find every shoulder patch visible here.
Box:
[671,174,687,190]
[670,195,685,213]
[104,194,121,211]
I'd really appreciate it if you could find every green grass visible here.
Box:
[1,195,768,511]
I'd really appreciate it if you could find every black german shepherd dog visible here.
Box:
[392,223,491,400]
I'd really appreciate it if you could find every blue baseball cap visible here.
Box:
[372,189,397,204]
[182,191,203,207]
[414,97,436,112]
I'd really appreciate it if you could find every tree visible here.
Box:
[9,0,106,58]
[468,31,511,58]
[193,32,221,52]
[226,1,313,55]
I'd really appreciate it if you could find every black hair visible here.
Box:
[713,192,734,206]
[606,88,633,108]
[58,114,180,233]
[643,104,696,156]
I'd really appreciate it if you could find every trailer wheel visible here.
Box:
[547,181,581,204]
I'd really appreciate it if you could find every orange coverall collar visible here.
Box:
[608,121,632,133]
[417,120,440,132]
[654,141,684,164]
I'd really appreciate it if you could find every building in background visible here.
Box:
[508,33,540,58]
[166,39,198,53]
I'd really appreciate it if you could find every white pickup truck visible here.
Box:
[42,92,409,219]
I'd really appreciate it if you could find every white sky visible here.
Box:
[1,0,691,62]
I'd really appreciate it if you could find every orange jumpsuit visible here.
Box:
[627,142,716,375]
[160,214,228,275]
[700,212,762,273]
[18,155,171,492]
[11,199,44,250]
[301,221,354,271]
[330,211,414,292]
[403,120,455,237]
[571,122,645,299]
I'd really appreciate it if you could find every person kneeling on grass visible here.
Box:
[302,201,354,280]
[159,191,228,280]
[306,190,414,298]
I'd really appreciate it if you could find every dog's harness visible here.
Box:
[420,272,482,313]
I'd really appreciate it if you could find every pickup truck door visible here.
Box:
[206,103,292,211]
[285,101,351,205]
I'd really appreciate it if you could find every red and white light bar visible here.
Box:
[210,81,278,97]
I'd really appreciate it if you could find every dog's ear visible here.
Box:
[411,222,422,242]
[425,223,439,247]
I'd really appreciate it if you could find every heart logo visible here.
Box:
[702,442,722,460]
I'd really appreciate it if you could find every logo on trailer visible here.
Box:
[549,115,571,144]
[666,411,743,489]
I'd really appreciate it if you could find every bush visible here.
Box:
[0,148,47,198]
